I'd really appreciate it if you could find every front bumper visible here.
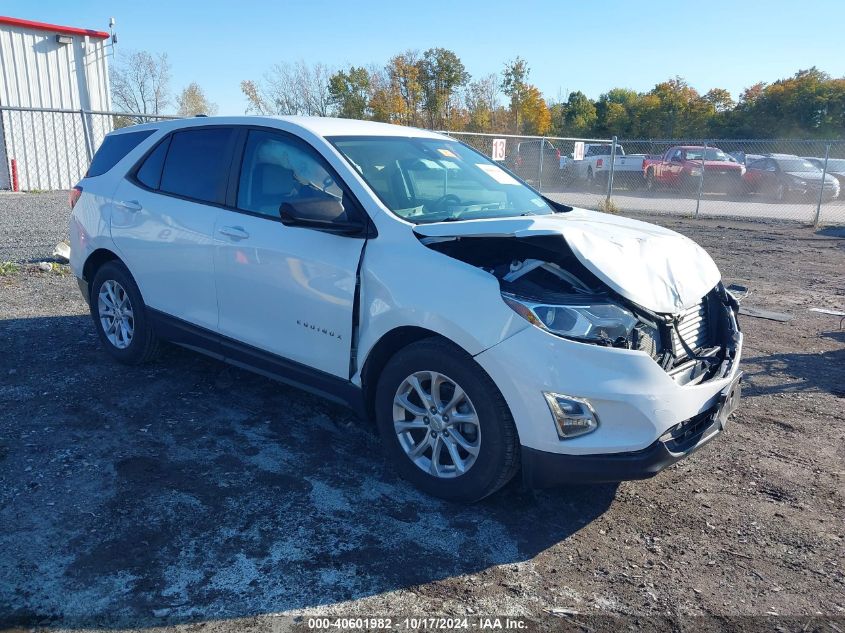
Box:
[521,373,741,487]
[474,306,743,458]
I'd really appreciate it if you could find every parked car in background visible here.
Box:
[504,139,563,185]
[803,157,845,198]
[643,146,745,195]
[729,151,765,166]
[569,143,646,189]
[69,116,743,502]
[744,154,840,202]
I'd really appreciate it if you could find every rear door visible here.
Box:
[212,128,368,378]
[110,126,237,330]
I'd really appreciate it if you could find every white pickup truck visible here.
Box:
[567,143,646,189]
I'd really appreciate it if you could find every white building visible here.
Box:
[0,16,112,190]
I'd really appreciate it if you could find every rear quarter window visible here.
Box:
[135,137,171,190]
[87,130,155,177]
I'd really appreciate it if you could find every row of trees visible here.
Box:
[112,48,845,139]
[240,51,552,134]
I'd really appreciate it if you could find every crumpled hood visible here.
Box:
[414,208,721,314]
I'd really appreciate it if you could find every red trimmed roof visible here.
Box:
[0,16,109,40]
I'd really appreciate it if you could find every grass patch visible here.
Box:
[0,261,21,276]
[598,198,620,214]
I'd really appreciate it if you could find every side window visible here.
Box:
[87,130,155,177]
[237,130,349,222]
[159,128,235,204]
[135,136,171,189]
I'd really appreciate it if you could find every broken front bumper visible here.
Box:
[521,373,742,487]
[474,315,743,464]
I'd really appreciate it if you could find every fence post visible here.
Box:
[538,136,545,192]
[813,143,830,227]
[80,109,94,162]
[694,141,706,218]
[605,135,617,208]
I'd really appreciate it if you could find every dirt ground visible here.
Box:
[1,212,844,632]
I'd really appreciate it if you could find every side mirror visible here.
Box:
[279,202,367,236]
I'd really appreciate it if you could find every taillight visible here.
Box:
[596,159,603,168]
[555,149,561,160]
[69,185,82,210]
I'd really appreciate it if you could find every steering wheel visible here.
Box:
[430,193,462,211]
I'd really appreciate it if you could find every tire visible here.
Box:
[774,182,787,203]
[89,260,160,365]
[374,338,520,502]
[586,168,595,190]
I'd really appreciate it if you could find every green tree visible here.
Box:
[328,66,371,119]
[501,57,530,132]
[562,91,597,136]
[416,48,469,128]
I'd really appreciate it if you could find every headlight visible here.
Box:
[689,167,702,177]
[502,293,638,345]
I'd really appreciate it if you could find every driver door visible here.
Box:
[212,128,368,378]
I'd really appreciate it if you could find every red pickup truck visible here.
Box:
[643,146,745,195]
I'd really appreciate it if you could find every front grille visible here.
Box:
[671,301,711,358]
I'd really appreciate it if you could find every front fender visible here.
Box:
[353,235,528,384]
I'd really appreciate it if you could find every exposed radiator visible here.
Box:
[671,301,710,358]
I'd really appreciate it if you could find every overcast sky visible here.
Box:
[5,0,843,114]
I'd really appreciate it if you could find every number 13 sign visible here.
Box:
[491,138,506,162]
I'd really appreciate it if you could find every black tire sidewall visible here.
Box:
[90,261,153,364]
[374,340,518,502]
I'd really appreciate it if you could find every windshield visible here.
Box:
[776,158,820,172]
[683,148,730,162]
[329,136,556,224]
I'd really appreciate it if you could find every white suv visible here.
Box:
[69,116,743,502]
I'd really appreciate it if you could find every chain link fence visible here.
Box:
[0,106,179,192]
[444,131,845,226]
[2,108,843,226]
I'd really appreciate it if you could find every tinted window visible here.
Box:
[159,128,235,203]
[237,130,349,222]
[135,136,171,189]
[87,130,155,177]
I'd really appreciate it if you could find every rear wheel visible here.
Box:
[90,261,160,364]
[375,338,519,502]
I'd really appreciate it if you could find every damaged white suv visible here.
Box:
[69,117,742,502]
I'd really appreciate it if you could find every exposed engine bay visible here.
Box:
[422,234,741,386]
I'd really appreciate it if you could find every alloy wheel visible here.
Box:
[392,371,481,478]
[97,279,134,349]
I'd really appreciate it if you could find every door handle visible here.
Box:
[218,226,250,240]
[115,200,142,212]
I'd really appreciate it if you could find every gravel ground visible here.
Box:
[1,195,844,632]
[0,192,69,263]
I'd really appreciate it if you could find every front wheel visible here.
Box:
[90,261,160,364]
[375,338,520,502]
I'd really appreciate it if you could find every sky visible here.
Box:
[4,0,844,115]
